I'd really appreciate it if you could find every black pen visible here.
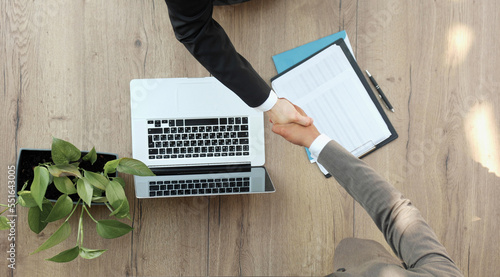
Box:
[365,70,394,113]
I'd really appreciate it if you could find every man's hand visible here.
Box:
[266,98,313,126]
[271,105,320,148]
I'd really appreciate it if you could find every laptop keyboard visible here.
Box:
[148,177,250,197]
[147,117,250,160]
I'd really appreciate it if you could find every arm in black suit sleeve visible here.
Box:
[164,0,272,108]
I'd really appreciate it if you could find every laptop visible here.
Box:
[130,77,275,198]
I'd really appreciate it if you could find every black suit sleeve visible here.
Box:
[164,0,272,108]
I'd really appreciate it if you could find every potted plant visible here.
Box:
[0,137,154,262]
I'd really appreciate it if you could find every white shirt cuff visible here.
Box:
[309,134,331,160]
[254,90,278,112]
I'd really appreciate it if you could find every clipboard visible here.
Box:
[271,38,398,159]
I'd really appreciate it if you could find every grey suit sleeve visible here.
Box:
[318,140,463,276]
[164,0,271,107]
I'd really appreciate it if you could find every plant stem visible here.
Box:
[83,205,98,223]
[0,206,10,216]
[105,202,114,213]
[77,206,85,247]
[65,199,81,223]
[80,208,84,246]
[21,180,29,191]
[0,200,19,216]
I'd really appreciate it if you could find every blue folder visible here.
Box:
[272,30,347,74]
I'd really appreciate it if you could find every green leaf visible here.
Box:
[108,201,123,217]
[18,191,39,208]
[0,216,10,230]
[109,199,130,219]
[83,171,108,190]
[53,177,77,194]
[92,188,104,197]
[96,220,133,239]
[117,158,155,176]
[112,177,126,187]
[31,166,51,210]
[105,181,126,207]
[31,221,71,254]
[82,147,97,165]
[46,246,79,263]
[91,196,108,203]
[103,159,120,176]
[79,247,107,259]
[44,194,73,223]
[49,174,54,187]
[51,137,81,165]
[47,164,82,178]
[106,180,130,219]
[28,202,53,234]
[77,179,93,206]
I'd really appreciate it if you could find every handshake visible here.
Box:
[267,98,320,148]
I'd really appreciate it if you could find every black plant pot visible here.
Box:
[16,148,118,203]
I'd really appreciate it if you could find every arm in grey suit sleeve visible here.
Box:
[164,0,271,107]
[318,140,463,276]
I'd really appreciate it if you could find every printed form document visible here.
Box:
[271,43,392,158]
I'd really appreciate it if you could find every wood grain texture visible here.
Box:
[1,0,498,276]
[355,1,500,277]
[209,1,353,275]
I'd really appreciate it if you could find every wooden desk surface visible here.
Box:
[1,0,499,276]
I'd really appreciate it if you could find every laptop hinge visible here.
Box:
[151,163,251,176]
